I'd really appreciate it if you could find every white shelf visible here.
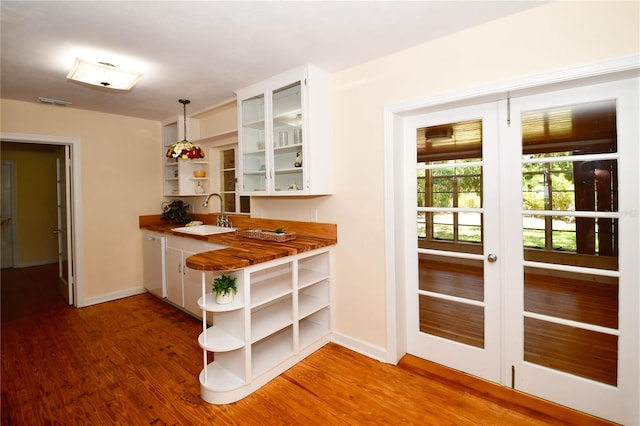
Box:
[273,144,301,153]
[298,269,329,290]
[199,361,245,391]
[298,293,329,320]
[273,109,302,125]
[198,327,244,352]
[241,120,265,130]
[251,276,292,308]
[274,168,302,174]
[299,309,330,350]
[251,327,294,378]
[198,293,244,312]
[251,297,293,343]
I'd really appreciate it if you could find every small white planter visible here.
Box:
[215,292,234,305]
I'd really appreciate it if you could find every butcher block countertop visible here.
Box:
[139,214,337,272]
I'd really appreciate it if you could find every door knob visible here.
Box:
[487,253,498,263]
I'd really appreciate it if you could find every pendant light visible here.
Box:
[166,99,205,159]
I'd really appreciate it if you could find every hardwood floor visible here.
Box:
[1,264,615,425]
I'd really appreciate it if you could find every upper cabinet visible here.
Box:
[236,64,333,196]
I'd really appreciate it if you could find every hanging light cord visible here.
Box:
[179,99,190,141]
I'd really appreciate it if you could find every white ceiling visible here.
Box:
[1,1,544,122]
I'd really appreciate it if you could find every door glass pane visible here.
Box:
[521,100,619,386]
[524,317,617,386]
[419,294,484,348]
[521,101,618,269]
[241,94,266,192]
[272,81,303,192]
[417,119,485,348]
[524,267,618,329]
[221,148,236,212]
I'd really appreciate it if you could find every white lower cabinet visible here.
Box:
[196,247,331,404]
[165,235,227,317]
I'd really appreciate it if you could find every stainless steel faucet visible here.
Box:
[203,193,222,208]
[203,193,232,227]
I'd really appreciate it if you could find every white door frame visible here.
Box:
[383,54,639,420]
[0,132,84,307]
[1,161,17,268]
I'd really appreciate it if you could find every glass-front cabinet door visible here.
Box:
[239,80,303,195]
[236,64,332,196]
[240,94,266,193]
[272,81,304,193]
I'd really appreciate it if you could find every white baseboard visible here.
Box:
[81,286,147,307]
[331,332,391,364]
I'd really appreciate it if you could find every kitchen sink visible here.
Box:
[171,225,236,236]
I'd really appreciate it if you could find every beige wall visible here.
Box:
[0,100,162,303]
[253,1,640,350]
[1,143,60,266]
[0,1,637,349]
[195,99,237,137]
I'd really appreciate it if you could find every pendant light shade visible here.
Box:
[166,99,205,159]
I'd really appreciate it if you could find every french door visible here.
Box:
[406,78,639,424]
[56,146,73,305]
[407,102,502,382]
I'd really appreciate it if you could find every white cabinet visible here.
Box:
[165,235,227,316]
[197,247,332,404]
[142,232,166,298]
[166,245,185,306]
[162,118,209,196]
[236,64,333,196]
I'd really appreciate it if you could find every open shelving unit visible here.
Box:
[195,246,332,404]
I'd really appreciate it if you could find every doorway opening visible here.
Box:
[0,132,82,307]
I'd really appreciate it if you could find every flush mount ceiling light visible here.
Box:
[66,58,143,90]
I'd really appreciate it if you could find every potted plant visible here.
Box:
[212,274,237,305]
